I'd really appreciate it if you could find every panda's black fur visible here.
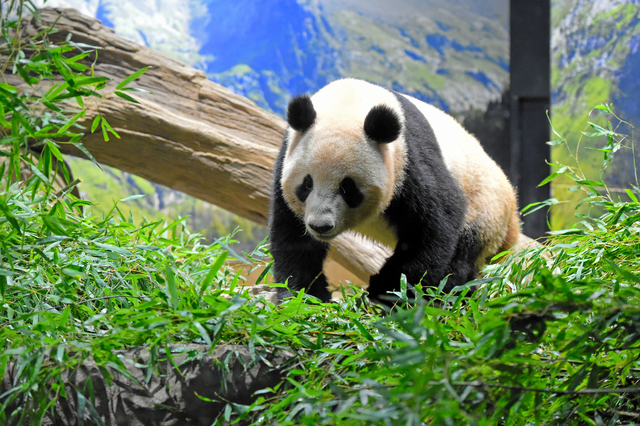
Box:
[270,139,333,301]
[286,94,316,133]
[270,78,518,304]
[364,105,402,143]
[367,94,479,303]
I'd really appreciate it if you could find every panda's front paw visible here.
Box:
[307,274,332,302]
[277,287,295,303]
[366,272,398,306]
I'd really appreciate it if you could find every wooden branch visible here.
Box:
[12,7,389,282]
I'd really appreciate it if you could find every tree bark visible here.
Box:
[12,7,390,283]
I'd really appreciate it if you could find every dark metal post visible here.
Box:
[510,0,551,238]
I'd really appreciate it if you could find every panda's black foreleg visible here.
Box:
[367,240,446,305]
[367,231,465,304]
[272,237,331,302]
[367,228,481,305]
[270,197,332,302]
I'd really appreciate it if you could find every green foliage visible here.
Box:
[3,2,640,425]
[544,102,635,229]
[0,1,148,192]
[0,178,272,424]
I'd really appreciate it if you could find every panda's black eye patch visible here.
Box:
[340,177,364,208]
[296,174,313,202]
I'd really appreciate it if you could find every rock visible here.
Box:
[2,345,292,426]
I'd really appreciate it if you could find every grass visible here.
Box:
[4,165,640,425]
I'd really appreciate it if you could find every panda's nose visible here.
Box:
[309,223,334,234]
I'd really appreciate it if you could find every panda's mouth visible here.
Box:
[314,235,336,242]
[308,228,339,241]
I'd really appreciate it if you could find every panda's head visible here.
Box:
[280,79,406,242]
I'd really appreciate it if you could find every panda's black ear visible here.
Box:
[287,94,316,133]
[364,104,401,144]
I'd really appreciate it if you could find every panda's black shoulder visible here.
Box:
[392,92,458,187]
[384,92,467,236]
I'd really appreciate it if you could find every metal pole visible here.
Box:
[509,0,551,238]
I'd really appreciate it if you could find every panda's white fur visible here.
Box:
[281,80,407,248]
[270,78,520,304]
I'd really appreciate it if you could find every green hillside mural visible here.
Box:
[551,1,640,229]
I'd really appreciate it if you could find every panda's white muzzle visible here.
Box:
[304,190,343,240]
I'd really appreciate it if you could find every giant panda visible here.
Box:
[269,78,521,304]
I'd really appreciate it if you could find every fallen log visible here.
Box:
[11,7,390,283]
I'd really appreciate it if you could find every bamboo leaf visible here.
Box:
[165,266,179,309]
[114,91,140,104]
[116,66,150,90]
[72,142,103,171]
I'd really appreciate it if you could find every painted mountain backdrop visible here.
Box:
[32,0,640,240]
[199,0,509,116]
[34,0,510,249]
[551,0,640,229]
